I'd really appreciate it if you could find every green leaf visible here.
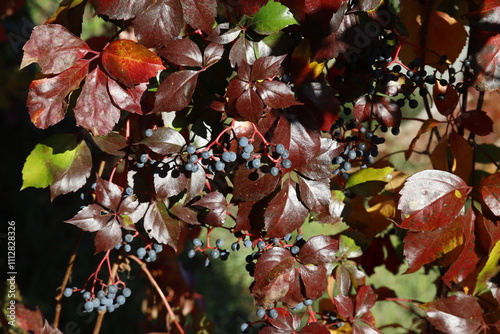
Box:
[22,134,87,191]
[337,235,363,259]
[345,167,394,196]
[250,0,298,35]
[475,240,500,295]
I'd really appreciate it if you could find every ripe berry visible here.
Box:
[275,144,285,154]
[409,99,418,109]
[391,127,400,136]
[392,64,401,73]
[244,144,254,153]
[124,244,131,252]
[201,150,211,159]
[215,238,225,248]
[63,288,73,297]
[240,322,250,332]
[153,244,163,253]
[304,298,314,306]
[83,291,91,300]
[116,295,126,305]
[281,159,292,169]
[358,142,366,151]
[211,249,220,259]
[221,151,231,162]
[108,285,118,294]
[231,242,240,252]
[193,238,203,247]
[256,308,266,318]
[97,290,106,300]
[251,159,261,169]
[215,161,225,171]
[291,246,300,255]
[270,167,279,176]
[188,249,196,258]
[140,153,148,163]
[84,301,94,312]
[284,234,292,242]
[268,309,279,319]
[238,137,249,147]
[145,129,153,137]
[280,149,290,159]
[186,145,196,154]
[228,151,237,162]
[342,161,352,171]
[122,288,132,298]
[125,187,134,196]
[257,240,266,250]
[244,240,253,248]
[347,150,357,160]
[137,247,146,259]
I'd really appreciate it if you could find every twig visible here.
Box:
[53,231,83,329]
[128,255,185,334]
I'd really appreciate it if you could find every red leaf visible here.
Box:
[403,218,463,274]
[107,79,147,115]
[421,294,486,333]
[229,34,256,67]
[442,208,479,286]
[139,127,186,155]
[65,204,110,232]
[473,33,500,91]
[264,178,308,238]
[251,55,285,81]
[16,303,44,333]
[180,0,217,32]
[21,24,90,74]
[433,81,459,116]
[355,285,376,318]
[185,166,206,202]
[226,77,247,100]
[480,172,500,216]
[102,40,165,87]
[50,139,92,200]
[133,0,184,48]
[94,218,122,253]
[144,199,183,250]
[334,294,354,319]
[459,110,494,136]
[74,67,121,135]
[354,95,401,128]
[203,42,224,67]
[153,70,200,112]
[235,86,265,123]
[298,177,331,213]
[267,308,301,331]
[398,170,471,231]
[298,138,344,180]
[27,60,89,129]
[94,0,153,20]
[95,175,123,210]
[256,80,302,109]
[272,114,321,170]
[299,322,330,334]
[154,161,188,199]
[192,192,228,226]
[93,132,127,156]
[159,38,203,67]
[298,235,338,265]
[299,263,328,300]
[300,82,340,131]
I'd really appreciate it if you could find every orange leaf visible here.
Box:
[102,39,165,87]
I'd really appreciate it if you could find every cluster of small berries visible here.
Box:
[115,233,163,263]
[187,237,230,267]
[63,284,132,313]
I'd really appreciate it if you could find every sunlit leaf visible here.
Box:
[398,170,471,231]
[472,33,500,91]
[193,192,228,227]
[74,67,121,135]
[102,40,165,87]
[21,24,90,74]
[94,0,154,20]
[27,60,89,129]
[459,110,494,136]
[250,0,298,35]
[480,172,500,216]
[159,38,203,67]
[475,240,500,295]
[139,127,186,155]
[144,199,182,249]
[153,70,200,112]
[180,0,217,32]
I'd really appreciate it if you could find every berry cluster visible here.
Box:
[187,237,230,267]
[63,284,132,313]
[115,233,163,262]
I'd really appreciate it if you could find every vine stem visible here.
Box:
[92,257,120,334]
[128,255,185,334]
[53,231,83,329]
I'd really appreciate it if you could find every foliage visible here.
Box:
[11,0,500,333]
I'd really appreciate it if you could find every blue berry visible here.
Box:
[222,151,231,162]
[280,149,290,159]
[243,144,254,153]
[293,302,304,310]
[84,301,94,312]
[204,258,211,267]
[241,152,251,159]
[124,244,131,252]
[125,187,133,196]
[108,285,118,294]
[137,247,146,259]
[92,298,100,308]
[189,155,198,163]
[228,151,237,162]
[335,156,344,164]
[122,288,132,298]
[256,308,266,318]
[275,144,285,154]
[342,161,352,171]
[153,244,163,253]
[291,246,300,255]
[188,249,196,258]
[347,150,356,160]
[140,153,148,163]
[257,240,266,250]
[240,322,250,332]
[215,161,225,171]
[268,309,279,319]
[211,249,220,259]
[148,250,157,261]
[83,291,91,300]
[304,298,313,306]
[145,129,153,137]
[136,162,144,168]
[193,238,203,247]
[215,238,224,247]
[201,150,211,159]
[358,142,366,151]
[97,305,106,312]
[97,290,106,300]
[251,159,261,169]
[124,234,133,243]
[107,305,115,313]
[186,145,196,154]
[231,242,240,251]
[238,137,249,147]
[283,233,292,242]
[116,295,126,305]
[63,288,73,297]
[270,167,279,176]
[244,240,253,248]
[185,162,194,171]
[281,159,292,169]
